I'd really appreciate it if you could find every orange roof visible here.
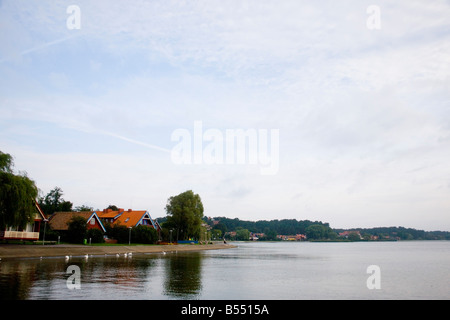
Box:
[98,210,122,219]
[49,211,106,232]
[114,211,148,228]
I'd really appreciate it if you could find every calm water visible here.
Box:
[1,241,449,300]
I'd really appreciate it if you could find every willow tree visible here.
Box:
[0,151,39,230]
[164,190,204,241]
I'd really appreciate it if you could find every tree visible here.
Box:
[305,224,336,240]
[38,187,73,215]
[236,228,250,241]
[347,232,361,242]
[165,190,204,241]
[0,151,39,230]
[75,205,94,211]
[262,228,278,241]
[211,229,222,240]
[67,216,87,244]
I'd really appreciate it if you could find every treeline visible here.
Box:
[209,217,330,235]
[203,217,335,240]
[334,226,450,241]
[202,217,450,241]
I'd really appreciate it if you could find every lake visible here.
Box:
[1,241,449,300]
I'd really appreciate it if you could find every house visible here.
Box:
[98,208,161,232]
[339,230,362,239]
[250,232,265,241]
[276,234,307,241]
[48,211,106,233]
[0,200,47,241]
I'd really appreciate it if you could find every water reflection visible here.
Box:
[163,252,203,299]
[0,258,61,300]
[4,242,448,299]
[0,252,205,300]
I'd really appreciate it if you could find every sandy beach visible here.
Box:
[0,243,236,260]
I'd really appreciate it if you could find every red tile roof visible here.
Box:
[114,210,148,228]
[49,211,106,232]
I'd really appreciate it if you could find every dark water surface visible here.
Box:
[1,241,449,300]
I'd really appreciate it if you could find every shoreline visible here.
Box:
[0,243,237,260]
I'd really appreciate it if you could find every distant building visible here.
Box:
[339,231,362,239]
[277,234,307,241]
[250,232,265,241]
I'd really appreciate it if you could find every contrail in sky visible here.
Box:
[0,34,82,63]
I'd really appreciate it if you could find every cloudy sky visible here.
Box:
[1,0,449,230]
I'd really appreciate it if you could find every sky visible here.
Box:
[1,0,450,231]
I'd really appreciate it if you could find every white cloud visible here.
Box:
[1,0,450,230]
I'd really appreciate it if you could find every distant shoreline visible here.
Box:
[0,243,236,260]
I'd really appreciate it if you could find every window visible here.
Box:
[90,218,95,225]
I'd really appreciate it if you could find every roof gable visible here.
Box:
[49,211,106,232]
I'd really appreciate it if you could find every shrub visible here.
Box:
[107,224,130,243]
[67,216,87,244]
[132,225,158,244]
[87,228,104,243]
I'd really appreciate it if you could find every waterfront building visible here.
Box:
[0,200,47,241]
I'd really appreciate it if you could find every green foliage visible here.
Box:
[335,226,450,241]
[0,151,39,230]
[235,228,250,240]
[105,223,158,244]
[305,224,336,240]
[165,190,204,241]
[132,225,158,244]
[0,151,14,173]
[347,232,361,242]
[211,229,222,240]
[67,216,87,244]
[205,217,330,237]
[75,205,94,211]
[38,187,73,216]
[107,224,130,243]
[261,228,278,241]
[87,228,104,243]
